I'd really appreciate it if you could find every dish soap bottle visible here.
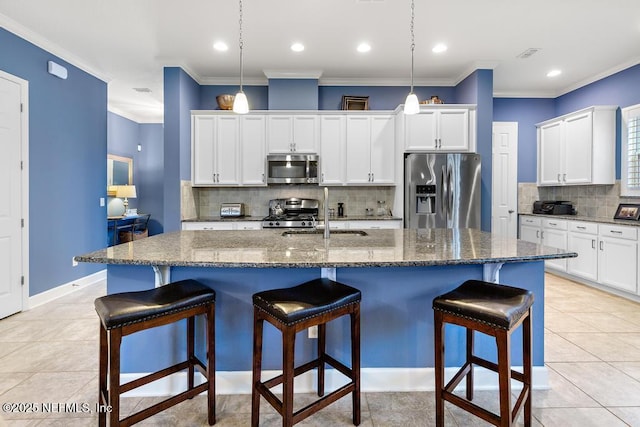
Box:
[377,201,387,216]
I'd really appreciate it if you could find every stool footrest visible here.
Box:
[293,382,355,425]
[119,357,206,394]
[469,355,526,383]
[443,391,500,426]
[120,382,209,427]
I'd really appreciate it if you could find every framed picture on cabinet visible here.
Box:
[614,203,640,220]
[341,95,369,111]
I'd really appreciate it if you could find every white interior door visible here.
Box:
[492,122,518,238]
[0,71,26,319]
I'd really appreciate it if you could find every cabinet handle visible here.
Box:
[577,226,586,230]
[610,230,623,234]
[599,241,604,251]
[434,138,438,148]
[541,231,544,239]
[592,239,595,249]
[438,138,442,149]
[262,173,265,183]
[536,230,540,238]
[563,173,566,182]
[549,222,557,226]
[557,173,561,182]
[371,173,374,182]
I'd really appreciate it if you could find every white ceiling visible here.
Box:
[1,0,639,123]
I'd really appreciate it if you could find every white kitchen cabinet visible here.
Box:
[267,115,318,153]
[351,220,402,230]
[567,221,598,281]
[598,224,637,293]
[519,216,542,244]
[537,106,616,186]
[192,115,241,186]
[542,219,568,272]
[240,115,267,185]
[345,115,395,185]
[182,221,261,231]
[404,107,473,152]
[320,115,346,185]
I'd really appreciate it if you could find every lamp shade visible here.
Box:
[116,185,137,198]
[233,91,249,114]
[404,93,420,115]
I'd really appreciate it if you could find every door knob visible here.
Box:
[508,209,515,214]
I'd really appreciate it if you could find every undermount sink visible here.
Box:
[282,229,368,237]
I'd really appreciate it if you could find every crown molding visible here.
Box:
[198,76,269,86]
[556,56,640,97]
[108,105,163,124]
[263,70,324,79]
[0,12,110,83]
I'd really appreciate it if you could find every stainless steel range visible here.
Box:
[262,198,319,228]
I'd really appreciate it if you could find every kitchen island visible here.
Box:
[76,228,575,393]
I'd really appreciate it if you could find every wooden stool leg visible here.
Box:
[98,323,108,427]
[251,309,264,427]
[187,316,195,391]
[108,328,122,427]
[523,311,532,427]
[466,328,474,401]
[317,323,326,397]
[496,329,512,427]
[282,327,296,427]
[351,305,361,426]
[434,311,445,427]
[207,304,216,425]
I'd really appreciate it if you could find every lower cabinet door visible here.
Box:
[598,237,638,293]
[567,232,598,281]
[543,228,567,272]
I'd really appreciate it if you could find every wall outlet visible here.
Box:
[99,197,105,207]
[307,325,318,339]
[72,257,78,267]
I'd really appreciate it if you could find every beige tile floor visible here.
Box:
[1,273,640,426]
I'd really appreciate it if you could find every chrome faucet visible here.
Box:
[323,187,330,239]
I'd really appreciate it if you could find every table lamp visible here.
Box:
[116,185,137,214]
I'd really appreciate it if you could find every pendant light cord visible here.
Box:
[238,0,244,92]
[409,0,415,93]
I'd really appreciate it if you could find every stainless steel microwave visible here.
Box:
[266,154,319,184]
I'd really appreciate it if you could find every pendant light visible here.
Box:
[404,0,419,115]
[232,0,249,114]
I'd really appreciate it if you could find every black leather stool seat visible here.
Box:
[95,279,216,330]
[253,278,361,325]
[433,279,534,329]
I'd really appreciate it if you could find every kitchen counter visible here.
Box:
[181,215,402,222]
[75,229,574,393]
[519,212,640,227]
[75,228,573,268]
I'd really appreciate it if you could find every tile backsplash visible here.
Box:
[518,181,639,219]
[181,183,396,219]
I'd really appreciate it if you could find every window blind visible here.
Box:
[628,116,640,189]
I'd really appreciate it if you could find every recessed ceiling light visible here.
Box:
[291,43,305,52]
[432,43,448,53]
[213,41,228,52]
[357,43,371,53]
[547,69,562,77]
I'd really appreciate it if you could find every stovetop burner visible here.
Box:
[262,198,319,228]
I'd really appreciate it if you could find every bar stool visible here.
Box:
[432,280,534,427]
[251,278,361,427]
[94,279,216,426]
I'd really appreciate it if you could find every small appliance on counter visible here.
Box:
[220,203,245,217]
[532,201,575,215]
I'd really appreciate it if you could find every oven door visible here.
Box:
[266,154,318,184]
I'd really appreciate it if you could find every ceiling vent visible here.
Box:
[516,48,541,59]
[133,87,152,93]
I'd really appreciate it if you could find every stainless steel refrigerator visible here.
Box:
[404,153,481,229]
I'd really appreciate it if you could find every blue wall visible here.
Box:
[107,112,164,235]
[200,85,269,111]
[269,78,319,110]
[0,28,107,296]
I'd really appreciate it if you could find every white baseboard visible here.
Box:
[120,366,549,397]
[28,269,106,309]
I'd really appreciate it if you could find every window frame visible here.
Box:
[621,104,640,197]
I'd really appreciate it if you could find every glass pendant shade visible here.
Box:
[404,93,420,115]
[233,91,249,114]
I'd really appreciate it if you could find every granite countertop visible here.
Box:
[75,228,575,268]
[182,216,402,222]
[519,212,640,227]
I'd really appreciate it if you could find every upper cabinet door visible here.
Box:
[241,115,267,186]
[538,121,563,185]
[563,111,592,184]
[438,109,469,151]
[405,111,437,151]
[369,115,395,184]
[215,115,241,185]
[292,115,319,153]
[345,116,372,184]
[267,115,294,153]
[320,115,346,185]
[192,115,216,185]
